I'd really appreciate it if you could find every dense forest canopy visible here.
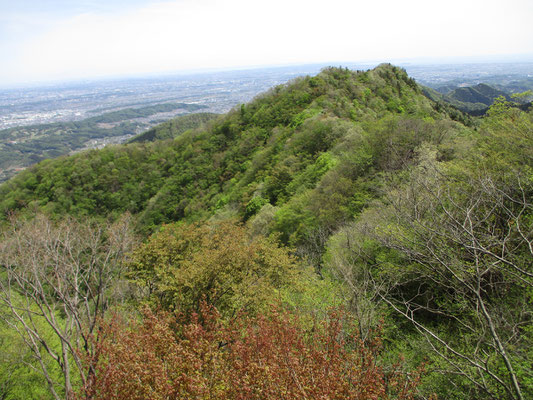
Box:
[0,64,531,400]
[0,65,467,227]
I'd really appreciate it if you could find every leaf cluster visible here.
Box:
[128,220,301,316]
[81,303,422,400]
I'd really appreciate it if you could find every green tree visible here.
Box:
[128,220,302,316]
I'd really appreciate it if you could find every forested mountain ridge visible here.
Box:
[0,64,531,400]
[0,64,467,230]
[448,83,509,104]
[422,81,532,115]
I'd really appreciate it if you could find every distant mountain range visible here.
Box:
[423,82,531,115]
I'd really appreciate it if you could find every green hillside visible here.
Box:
[423,83,513,115]
[0,64,531,400]
[0,64,462,231]
[127,112,219,143]
[448,83,509,105]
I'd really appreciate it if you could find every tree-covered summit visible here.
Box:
[0,64,466,230]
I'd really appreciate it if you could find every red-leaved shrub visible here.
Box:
[80,304,422,400]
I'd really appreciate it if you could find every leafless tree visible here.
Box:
[0,214,136,400]
[331,146,531,399]
[325,226,385,343]
[380,152,531,399]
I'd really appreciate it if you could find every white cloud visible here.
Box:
[2,0,532,84]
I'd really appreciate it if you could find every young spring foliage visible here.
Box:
[325,98,532,399]
[128,220,302,316]
[81,303,423,400]
[0,64,466,239]
[0,65,530,399]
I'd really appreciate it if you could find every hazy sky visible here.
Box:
[1,0,532,86]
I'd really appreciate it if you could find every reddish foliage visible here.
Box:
[80,304,422,400]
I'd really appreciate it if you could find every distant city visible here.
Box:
[1,62,532,130]
[0,65,325,130]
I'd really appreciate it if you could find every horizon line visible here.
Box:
[2,54,533,90]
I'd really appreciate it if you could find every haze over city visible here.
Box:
[1,0,533,87]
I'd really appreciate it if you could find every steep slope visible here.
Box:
[1,64,530,400]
